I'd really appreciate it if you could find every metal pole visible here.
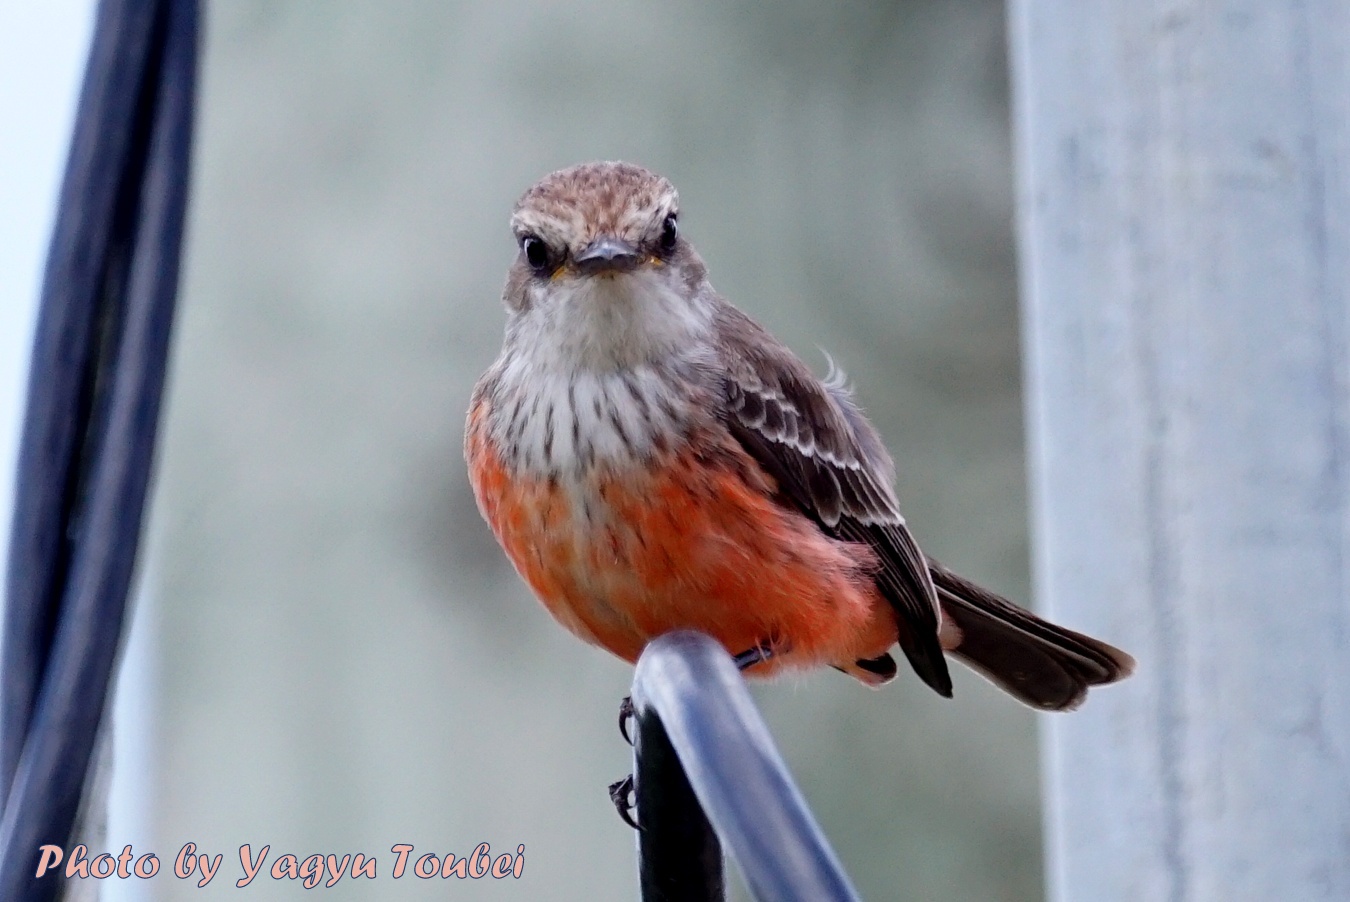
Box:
[631,632,862,902]
[1009,2,1350,900]
[633,704,725,902]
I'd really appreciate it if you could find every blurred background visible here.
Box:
[8,1,1039,899]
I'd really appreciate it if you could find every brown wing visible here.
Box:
[713,302,953,697]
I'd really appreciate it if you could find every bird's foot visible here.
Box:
[618,695,635,746]
[610,640,784,830]
[608,773,639,830]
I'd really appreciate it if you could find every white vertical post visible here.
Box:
[1009,2,1350,900]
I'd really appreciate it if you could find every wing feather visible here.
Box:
[714,303,953,696]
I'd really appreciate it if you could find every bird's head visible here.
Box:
[502,161,714,371]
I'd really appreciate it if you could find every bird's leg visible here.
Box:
[733,646,770,670]
[734,637,788,672]
[608,773,639,830]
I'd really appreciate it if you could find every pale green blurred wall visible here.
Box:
[144,1,1036,899]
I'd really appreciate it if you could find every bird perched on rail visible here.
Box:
[465,161,1133,714]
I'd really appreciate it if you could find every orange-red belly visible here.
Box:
[466,399,897,676]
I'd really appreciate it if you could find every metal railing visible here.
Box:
[630,632,863,902]
[0,1,198,899]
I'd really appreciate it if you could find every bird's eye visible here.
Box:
[521,235,551,273]
[659,214,678,252]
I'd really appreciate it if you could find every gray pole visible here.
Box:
[1008,3,1350,900]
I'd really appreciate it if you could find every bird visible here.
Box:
[465,160,1133,719]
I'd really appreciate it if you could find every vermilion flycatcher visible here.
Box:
[466,161,1133,711]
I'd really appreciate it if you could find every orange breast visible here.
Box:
[465,397,897,675]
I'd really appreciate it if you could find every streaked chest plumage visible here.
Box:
[464,351,886,669]
[485,355,706,478]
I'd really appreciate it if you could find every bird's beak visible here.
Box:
[574,236,642,275]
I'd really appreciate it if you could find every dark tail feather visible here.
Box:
[928,559,1135,712]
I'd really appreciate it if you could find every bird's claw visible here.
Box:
[618,695,635,746]
[608,774,639,830]
[609,643,783,830]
